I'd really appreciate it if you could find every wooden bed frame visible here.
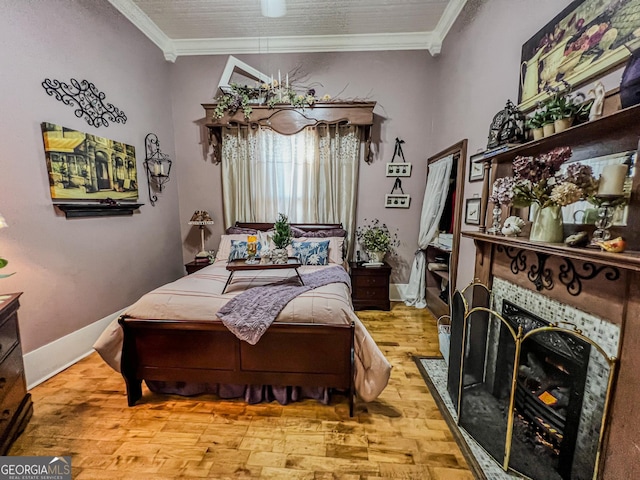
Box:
[118,222,356,416]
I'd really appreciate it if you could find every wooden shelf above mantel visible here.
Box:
[462,230,640,272]
[472,103,640,165]
[202,102,377,163]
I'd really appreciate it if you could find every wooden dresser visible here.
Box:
[0,293,32,454]
[349,262,391,311]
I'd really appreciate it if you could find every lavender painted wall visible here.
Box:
[170,51,438,283]
[433,1,631,476]
[0,0,182,352]
[430,0,622,290]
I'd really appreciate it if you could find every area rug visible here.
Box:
[413,356,522,480]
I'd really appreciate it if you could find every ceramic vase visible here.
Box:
[272,248,288,264]
[529,205,564,243]
[367,251,385,263]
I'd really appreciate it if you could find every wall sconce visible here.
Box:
[188,210,215,259]
[144,133,172,206]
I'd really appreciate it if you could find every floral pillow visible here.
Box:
[228,240,262,261]
[292,240,330,266]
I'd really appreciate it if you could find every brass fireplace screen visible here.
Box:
[451,287,617,480]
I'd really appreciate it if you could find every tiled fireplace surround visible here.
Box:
[462,236,640,479]
[489,277,618,479]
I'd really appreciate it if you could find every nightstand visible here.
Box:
[349,262,391,311]
[185,260,211,275]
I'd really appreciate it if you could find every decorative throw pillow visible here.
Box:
[228,240,262,261]
[226,226,258,235]
[292,240,330,265]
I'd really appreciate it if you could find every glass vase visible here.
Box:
[529,205,563,243]
[487,206,502,235]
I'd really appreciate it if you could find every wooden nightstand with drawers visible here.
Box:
[349,262,391,311]
[185,260,211,275]
[0,293,32,454]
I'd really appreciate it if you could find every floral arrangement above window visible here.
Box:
[213,81,332,120]
[491,146,598,209]
[356,219,399,253]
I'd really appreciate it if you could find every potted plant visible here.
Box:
[544,82,593,134]
[526,111,545,141]
[271,213,292,264]
[539,107,556,138]
[356,219,398,263]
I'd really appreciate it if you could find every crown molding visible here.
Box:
[109,0,467,60]
[106,0,176,61]
[431,0,468,54]
[173,31,438,57]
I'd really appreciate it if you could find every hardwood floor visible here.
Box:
[10,303,472,479]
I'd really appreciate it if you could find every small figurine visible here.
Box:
[596,236,626,253]
[564,231,589,247]
[501,216,525,236]
[487,100,525,149]
[589,81,606,121]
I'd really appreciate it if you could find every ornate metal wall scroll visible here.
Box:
[496,245,620,296]
[558,260,620,296]
[42,78,127,128]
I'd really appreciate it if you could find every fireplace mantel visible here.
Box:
[464,231,640,479]
[463,231,640,272]
[202,102,376,164]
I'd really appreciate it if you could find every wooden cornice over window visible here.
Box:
[202,102,376,164]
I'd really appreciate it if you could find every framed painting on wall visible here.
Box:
[465,198,481,225]
[41,122,138,201]
[518,0,640,111]
[469,160,485,182]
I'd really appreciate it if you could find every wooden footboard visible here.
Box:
[118,316,356,416]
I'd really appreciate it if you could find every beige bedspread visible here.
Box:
[93,260,392,402]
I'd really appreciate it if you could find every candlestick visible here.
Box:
[598,164,628,195]
[278,70,281,87]
[153,163,160,176]
[286,73,289,89]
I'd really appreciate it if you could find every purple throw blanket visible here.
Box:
[216,266,351,345]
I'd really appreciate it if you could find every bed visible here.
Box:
[94,223,392,416]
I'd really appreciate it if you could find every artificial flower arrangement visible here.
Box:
[213,81,332,120]
[491,146,598,209]
[356,219,399,254]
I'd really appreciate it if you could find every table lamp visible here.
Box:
[188,210,215,259]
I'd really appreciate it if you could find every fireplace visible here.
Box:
[455,278,617,480]
[497,301,590,480]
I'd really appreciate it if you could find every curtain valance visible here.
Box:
[203,102,376,164]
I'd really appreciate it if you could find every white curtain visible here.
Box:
[221,125,360,250]
[404,154,454,309]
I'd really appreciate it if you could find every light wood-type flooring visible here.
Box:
[10,303,472,479]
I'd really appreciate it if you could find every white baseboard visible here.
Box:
[23,307,127,389]
[390,283,408,302]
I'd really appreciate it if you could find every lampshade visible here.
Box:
[261,0,286,18]
[0,213,7,229]
[188,210,215,226]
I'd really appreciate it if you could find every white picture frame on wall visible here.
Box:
[386,163,412,177]
[385,194,411,208]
